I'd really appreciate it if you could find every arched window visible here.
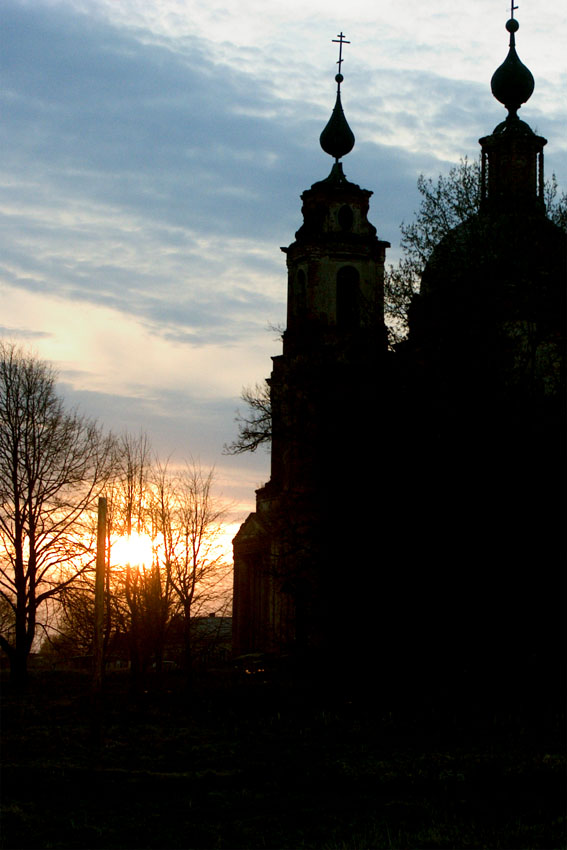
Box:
[336,266,360,329]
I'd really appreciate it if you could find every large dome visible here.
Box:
[408,209,566,401]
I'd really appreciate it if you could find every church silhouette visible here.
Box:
[232,16,565,716]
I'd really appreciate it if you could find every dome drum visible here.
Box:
[480,125,546,209]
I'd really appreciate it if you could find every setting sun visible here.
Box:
[111,533,154,568]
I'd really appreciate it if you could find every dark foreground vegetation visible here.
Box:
[1,666,565,850]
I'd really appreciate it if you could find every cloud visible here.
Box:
[1,4,310,348]
[0,326,52,341]
[1,0,565,512]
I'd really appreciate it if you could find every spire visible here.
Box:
[490,7,534,119]
[319,33,355,162]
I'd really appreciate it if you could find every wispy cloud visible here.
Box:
[1,0,565,509]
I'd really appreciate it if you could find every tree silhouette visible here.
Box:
[385,158,567,342]
[0,342,113,687]
[224,381,272,456]
[153,461,230,686]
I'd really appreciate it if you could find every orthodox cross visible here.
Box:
[510,1,518,18]
[332,32,350,75]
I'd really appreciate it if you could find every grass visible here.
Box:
[1,668,565,849]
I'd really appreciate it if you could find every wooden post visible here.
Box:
[93,496,107,694]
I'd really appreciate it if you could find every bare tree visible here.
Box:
[97,431,178,686]
[107,430,153,539]
[154,461,230,684]
[45,435,172,680]
[50,451,230,685]
[116,558,174,686]
[384,158,481,343]
[545,173,567,232]
[0,342,113,686]
[46,580,95,658]
[223,381,272,456]
[385,158,567,342]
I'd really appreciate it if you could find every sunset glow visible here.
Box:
[111,533,154,568]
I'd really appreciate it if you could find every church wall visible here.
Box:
[232,19,565,713]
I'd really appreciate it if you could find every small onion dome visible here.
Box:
[491,18,534,117]
[319,75,355,161]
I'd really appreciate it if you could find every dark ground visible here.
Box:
[1,666,565,850]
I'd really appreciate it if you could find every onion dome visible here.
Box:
[320,75,355,161]
[319,34,355,162]
[491,18,534,118]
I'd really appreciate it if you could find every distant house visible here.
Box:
[189,615,233,668]
[163,614,233,669]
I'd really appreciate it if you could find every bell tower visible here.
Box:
[271,36,389,496]
[284,33,387,352]
[233,36,390,657]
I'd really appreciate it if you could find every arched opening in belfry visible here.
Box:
[336,265,360,329]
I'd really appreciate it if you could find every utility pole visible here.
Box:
[92,496,107,709]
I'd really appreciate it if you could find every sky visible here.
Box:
[2,0,566,532]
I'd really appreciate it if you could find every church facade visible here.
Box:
[232,17,565,706]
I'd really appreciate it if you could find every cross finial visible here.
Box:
[510,1,518,19]
[332,32,350,76]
